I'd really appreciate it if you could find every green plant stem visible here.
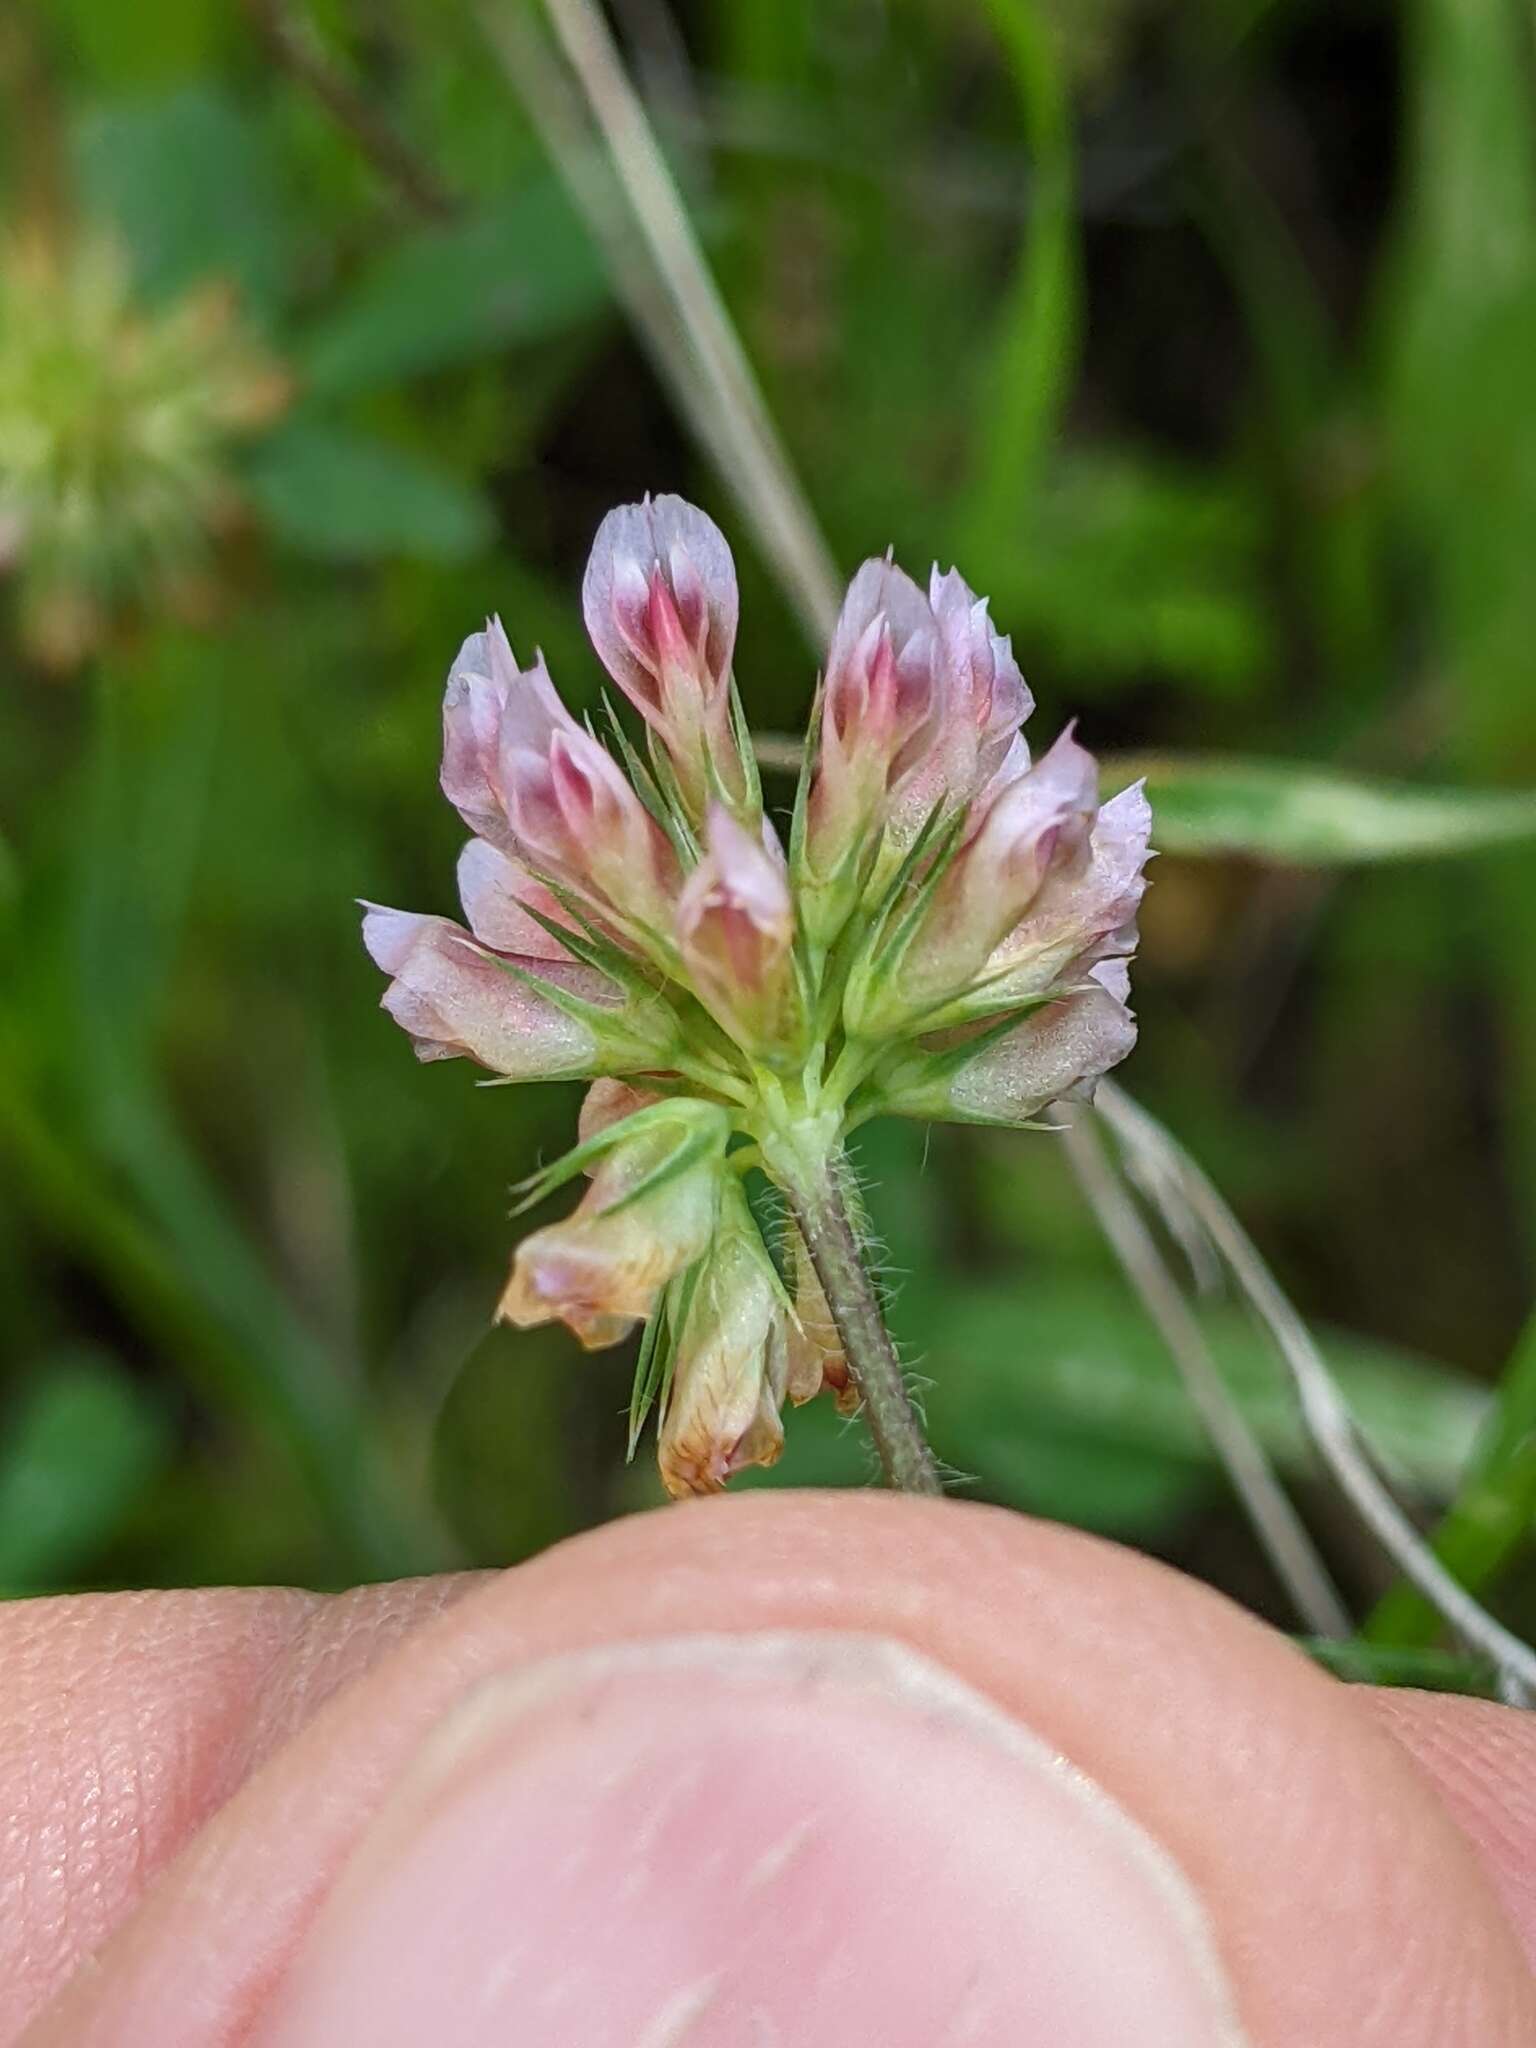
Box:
[779,1149,943,1496]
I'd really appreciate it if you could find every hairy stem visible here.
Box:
[782,1151,943,1496]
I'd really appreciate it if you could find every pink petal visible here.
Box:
[988,779,1153,999]
[455,840,574,959]
[487,619,578,758]
[361,907,610,1078]
[928,565,1034,744]
[827,555,934,680]
[677,804,794,1027]
[439,624,579,847]
[439,633,510,845]
[951,725,1100,935]
[947,989,1138,1124]
[885,572,1034,841]
[582,494,738,708]
[577,1078,664,1148]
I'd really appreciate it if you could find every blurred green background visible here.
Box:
[3,0,1536,1662]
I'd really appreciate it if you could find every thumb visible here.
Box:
[21,1493,1536,2047]
[253,1630,1239,2047]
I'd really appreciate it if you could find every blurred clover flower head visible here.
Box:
[364,495,1151,1495]
[0,233,288,668]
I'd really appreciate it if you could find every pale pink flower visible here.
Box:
[440,620,579,850]
[676,803,796,1046]
[981,781,1153,1009]
[855,726,1100,1031]
[455,838,578,959]
[360,907,612,1077]
[581,494,743,811]
[364,494,1152,1497]
[802,556,939,919]
[886,566,1033,847]
[885,987,1138,1128]
[657,1193,790,1497]
[498,1106,727,1350]
[502,723,682,941]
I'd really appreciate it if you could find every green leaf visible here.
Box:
[745,1270,1486,1539]
[987,451,1272,701]
[246,422,495,562]
[297,180,610,400]
[513,1098,729,1216]
[0,1351,172,1591]
[1109,756,1536,863]
[899,1274,1487,1509]
[73,86,292,317]
[48,0,226,86]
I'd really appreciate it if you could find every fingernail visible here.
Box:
[252,1632,1247,2047]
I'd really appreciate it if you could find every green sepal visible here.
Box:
[787,678,823,880]
[723,673,764,815]
[627,1296,670,1459]
[867,792,965,933]
[486,952,681,1072]
[647,732,706,854]
[629,1258,702,1458]
[839,799,969,1037]
[600,694,699,863]
[509,888,663,1001]
[512,1095,732,1216]
[853,996,1060,1127]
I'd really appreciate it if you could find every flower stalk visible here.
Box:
[771,1141,943,1496]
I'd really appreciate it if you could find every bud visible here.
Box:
[657,1184,790,1496]
[799,556,938,941]
[783,1225,857,1411]
[878,984,1137,1128]
[456,838,580,959]
[676,804,796,1049]
[498,1102,728,1350]
[582,494,745,814]
[440,621,579,850]
[850,727,1099,1036]
[360,907,610,1077]
[502,725,682,943]
[884,567,1034,850]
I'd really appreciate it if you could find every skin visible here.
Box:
[2,1492,1534,2045]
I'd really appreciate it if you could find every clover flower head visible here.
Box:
[0,232,287,667]
[363,495,1152,1492]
